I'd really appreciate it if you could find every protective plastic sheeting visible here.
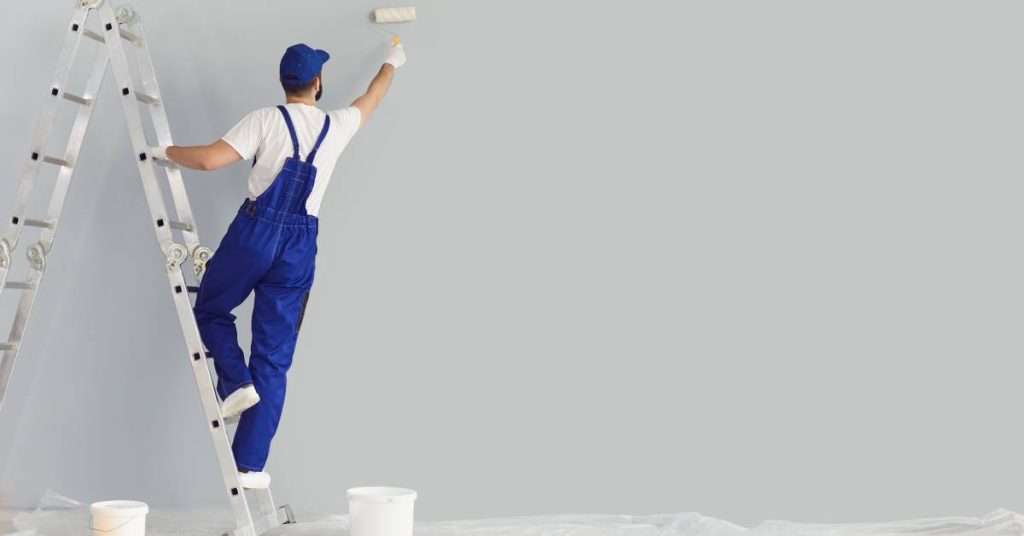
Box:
[5,491,1024,536]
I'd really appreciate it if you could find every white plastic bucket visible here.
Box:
[90,500,148,536]
[347,487,417,536]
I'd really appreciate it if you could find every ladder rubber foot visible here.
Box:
[280,504,297,524]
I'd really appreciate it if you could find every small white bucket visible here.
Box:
[90,500,148,536]
[347,487,417,536]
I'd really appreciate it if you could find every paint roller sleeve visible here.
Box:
[374,6,416,23]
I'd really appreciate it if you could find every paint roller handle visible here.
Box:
[384,42,406,69]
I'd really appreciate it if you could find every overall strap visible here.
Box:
[276,105,301,159]
[306,114,331,164]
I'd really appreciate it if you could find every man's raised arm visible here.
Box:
[351,43,406,129]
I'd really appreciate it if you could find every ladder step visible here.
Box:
[82,28,105,43]
[62,92,92,106]
[42,155,71,168]
[135,92,160,106]
[153,157,177,169]
[0,342,18,352]
[22,219,53,229]
[120,29,142,45]
[4,281,36,291]
[168,221,194,232]
[82,26,141,45]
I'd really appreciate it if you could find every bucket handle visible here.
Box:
[89,512,144,533]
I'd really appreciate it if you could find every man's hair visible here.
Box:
[282,74,318,96]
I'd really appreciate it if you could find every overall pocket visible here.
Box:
[295,290,311,332]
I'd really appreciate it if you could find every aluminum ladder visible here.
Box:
[0,1,294,534]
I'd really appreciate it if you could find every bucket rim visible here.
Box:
[90,500,150,515]
[346,486,417,503]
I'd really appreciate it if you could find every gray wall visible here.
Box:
[1,0,1023,526]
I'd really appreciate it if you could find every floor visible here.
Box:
[2,507,1024,536]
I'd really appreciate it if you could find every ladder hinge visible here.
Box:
[26,242,47,269]
[192,246,213,279]
[166,243,188,272]
[0,239,10,270]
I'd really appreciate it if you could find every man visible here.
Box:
[150,41,406,489]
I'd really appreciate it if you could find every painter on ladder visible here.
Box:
[147,41,406,489]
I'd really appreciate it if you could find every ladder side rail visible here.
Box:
[129,18,203,260]
[0,49,108,414]
[0,266,41,412]
[166,268,258,535]
[38,48,110,253]
[250,498,289,535]
[96,5,175,254]
[252,488,283,532]
[1,4,92,292]
[97,4,257,534]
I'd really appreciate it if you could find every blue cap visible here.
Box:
[280,44,330,87]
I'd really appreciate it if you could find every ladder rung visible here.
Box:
[169,221,194,232]
[62,92,92,106]
[120,29,142,44]
[22,219,53,229]
[4,281,36,291]
[187,286,201,294]
[0,342,18,352]
[135,92,160,106]
[42,155,71,168]
[153,158,177,168]
[82,28,105,43]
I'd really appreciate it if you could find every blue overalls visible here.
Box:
[194,105,330,472]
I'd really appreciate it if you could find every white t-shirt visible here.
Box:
[221,102,361,217]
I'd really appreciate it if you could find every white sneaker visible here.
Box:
[238,471,271,490]
[221,385,260,421]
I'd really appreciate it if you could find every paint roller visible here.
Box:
[373,6,416,46]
